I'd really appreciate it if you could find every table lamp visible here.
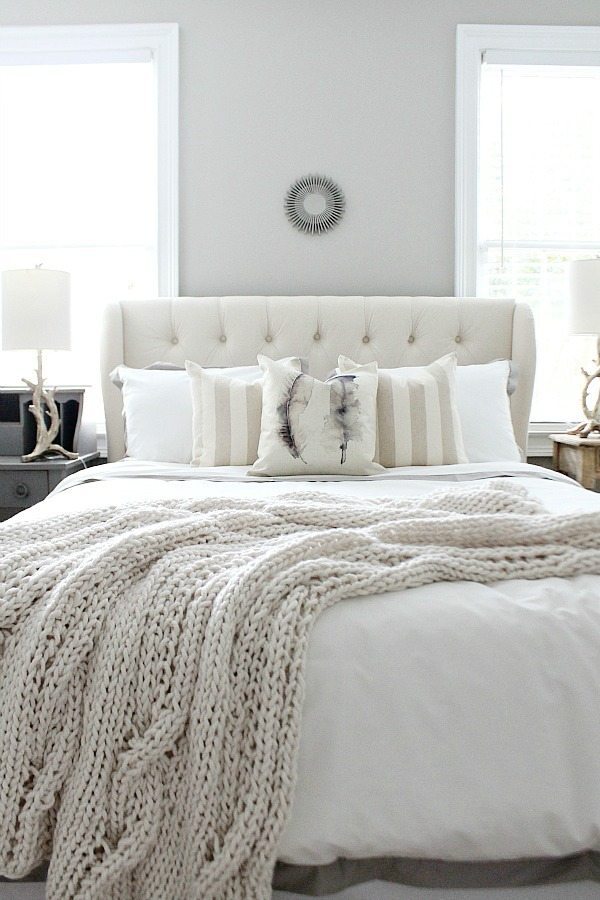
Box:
[568,257,600,438]
[1,266,78,461]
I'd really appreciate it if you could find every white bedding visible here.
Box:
[16,461,600,868]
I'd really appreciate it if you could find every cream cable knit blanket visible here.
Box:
[1,482,599,899]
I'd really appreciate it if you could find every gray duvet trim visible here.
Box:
[0,862,48,882]
[272,852,600,895]
[5,852,600,891]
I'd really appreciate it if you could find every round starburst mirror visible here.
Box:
[284,174,345,235]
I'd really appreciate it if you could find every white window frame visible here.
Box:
[0,22,179,295]
[455,24,600,451]
[456,24,600,296]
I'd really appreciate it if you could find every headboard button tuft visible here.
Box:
[408,335,415,344]
[220,335,227,343]
[313,332,321,341]
[265,335,272,343]
[171,336,179,345]
[455,335,462,343]
[362,335,370,344]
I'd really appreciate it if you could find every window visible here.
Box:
[0,24,178,423]
[456,25,600,430]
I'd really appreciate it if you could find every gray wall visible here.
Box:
[1,0,599,297]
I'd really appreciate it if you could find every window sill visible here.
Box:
[528,422,578,457]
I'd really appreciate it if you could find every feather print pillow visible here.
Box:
[250,356,382,476]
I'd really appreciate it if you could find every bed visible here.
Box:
[3,295,600,900]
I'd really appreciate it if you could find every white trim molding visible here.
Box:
[527,424,572,458]
[455,24,600,298]
[0,23,179,296]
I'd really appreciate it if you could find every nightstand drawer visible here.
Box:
[0,470,49,508]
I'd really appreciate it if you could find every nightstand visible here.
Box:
[551,433,600,490]
[0,452,101,521]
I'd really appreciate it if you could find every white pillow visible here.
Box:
[185,357,302,466]
[455,361,521,462]
[110,363,266,463]
[338,357,521,464]
[250,355,381,476]
[109,365,193,463]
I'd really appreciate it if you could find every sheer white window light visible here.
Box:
[478,60,600,421]
[456,26,600,440]
[0,24,178,425]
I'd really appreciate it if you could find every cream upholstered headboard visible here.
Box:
[101,296,535,463]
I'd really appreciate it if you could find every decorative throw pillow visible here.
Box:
[186,357,304,466]
[338,353,468,467]
[250,355,381,476]
[338,356,520,463]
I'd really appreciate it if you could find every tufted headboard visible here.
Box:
[101,296,535,463]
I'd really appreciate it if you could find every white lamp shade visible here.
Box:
[569,258,600,335]
[1,268,71,351]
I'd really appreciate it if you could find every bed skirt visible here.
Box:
[4,853,600,894]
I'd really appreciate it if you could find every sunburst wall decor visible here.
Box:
[284,174,345,235]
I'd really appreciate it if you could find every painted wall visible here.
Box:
[1,0,599,297]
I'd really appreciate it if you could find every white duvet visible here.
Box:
[16,461,600,867]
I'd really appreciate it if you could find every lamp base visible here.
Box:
[22,443,79,464]
[566,420,600,439]
[569,340,600,441]
[21,350,79,463]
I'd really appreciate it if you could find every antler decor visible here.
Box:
[567,336,600,438]
[22,350,78,462]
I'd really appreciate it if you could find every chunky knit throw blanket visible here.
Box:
[1,481,600,899]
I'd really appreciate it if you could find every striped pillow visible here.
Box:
[185,358,302,466]
[338,353,468,467]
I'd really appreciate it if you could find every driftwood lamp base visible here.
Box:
[567,338,600,441]
[566,419,600,438]
[22,350,78,463]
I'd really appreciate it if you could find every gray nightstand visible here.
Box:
[0,452,101,521]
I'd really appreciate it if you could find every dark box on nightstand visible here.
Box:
[0,387,90,456]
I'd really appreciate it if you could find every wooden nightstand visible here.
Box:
[551,433,600,490]
[0,452,101,521]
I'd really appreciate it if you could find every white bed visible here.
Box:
[5,296,600,899]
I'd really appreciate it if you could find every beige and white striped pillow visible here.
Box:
[338,353,468,467]
[185,358,302,466]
